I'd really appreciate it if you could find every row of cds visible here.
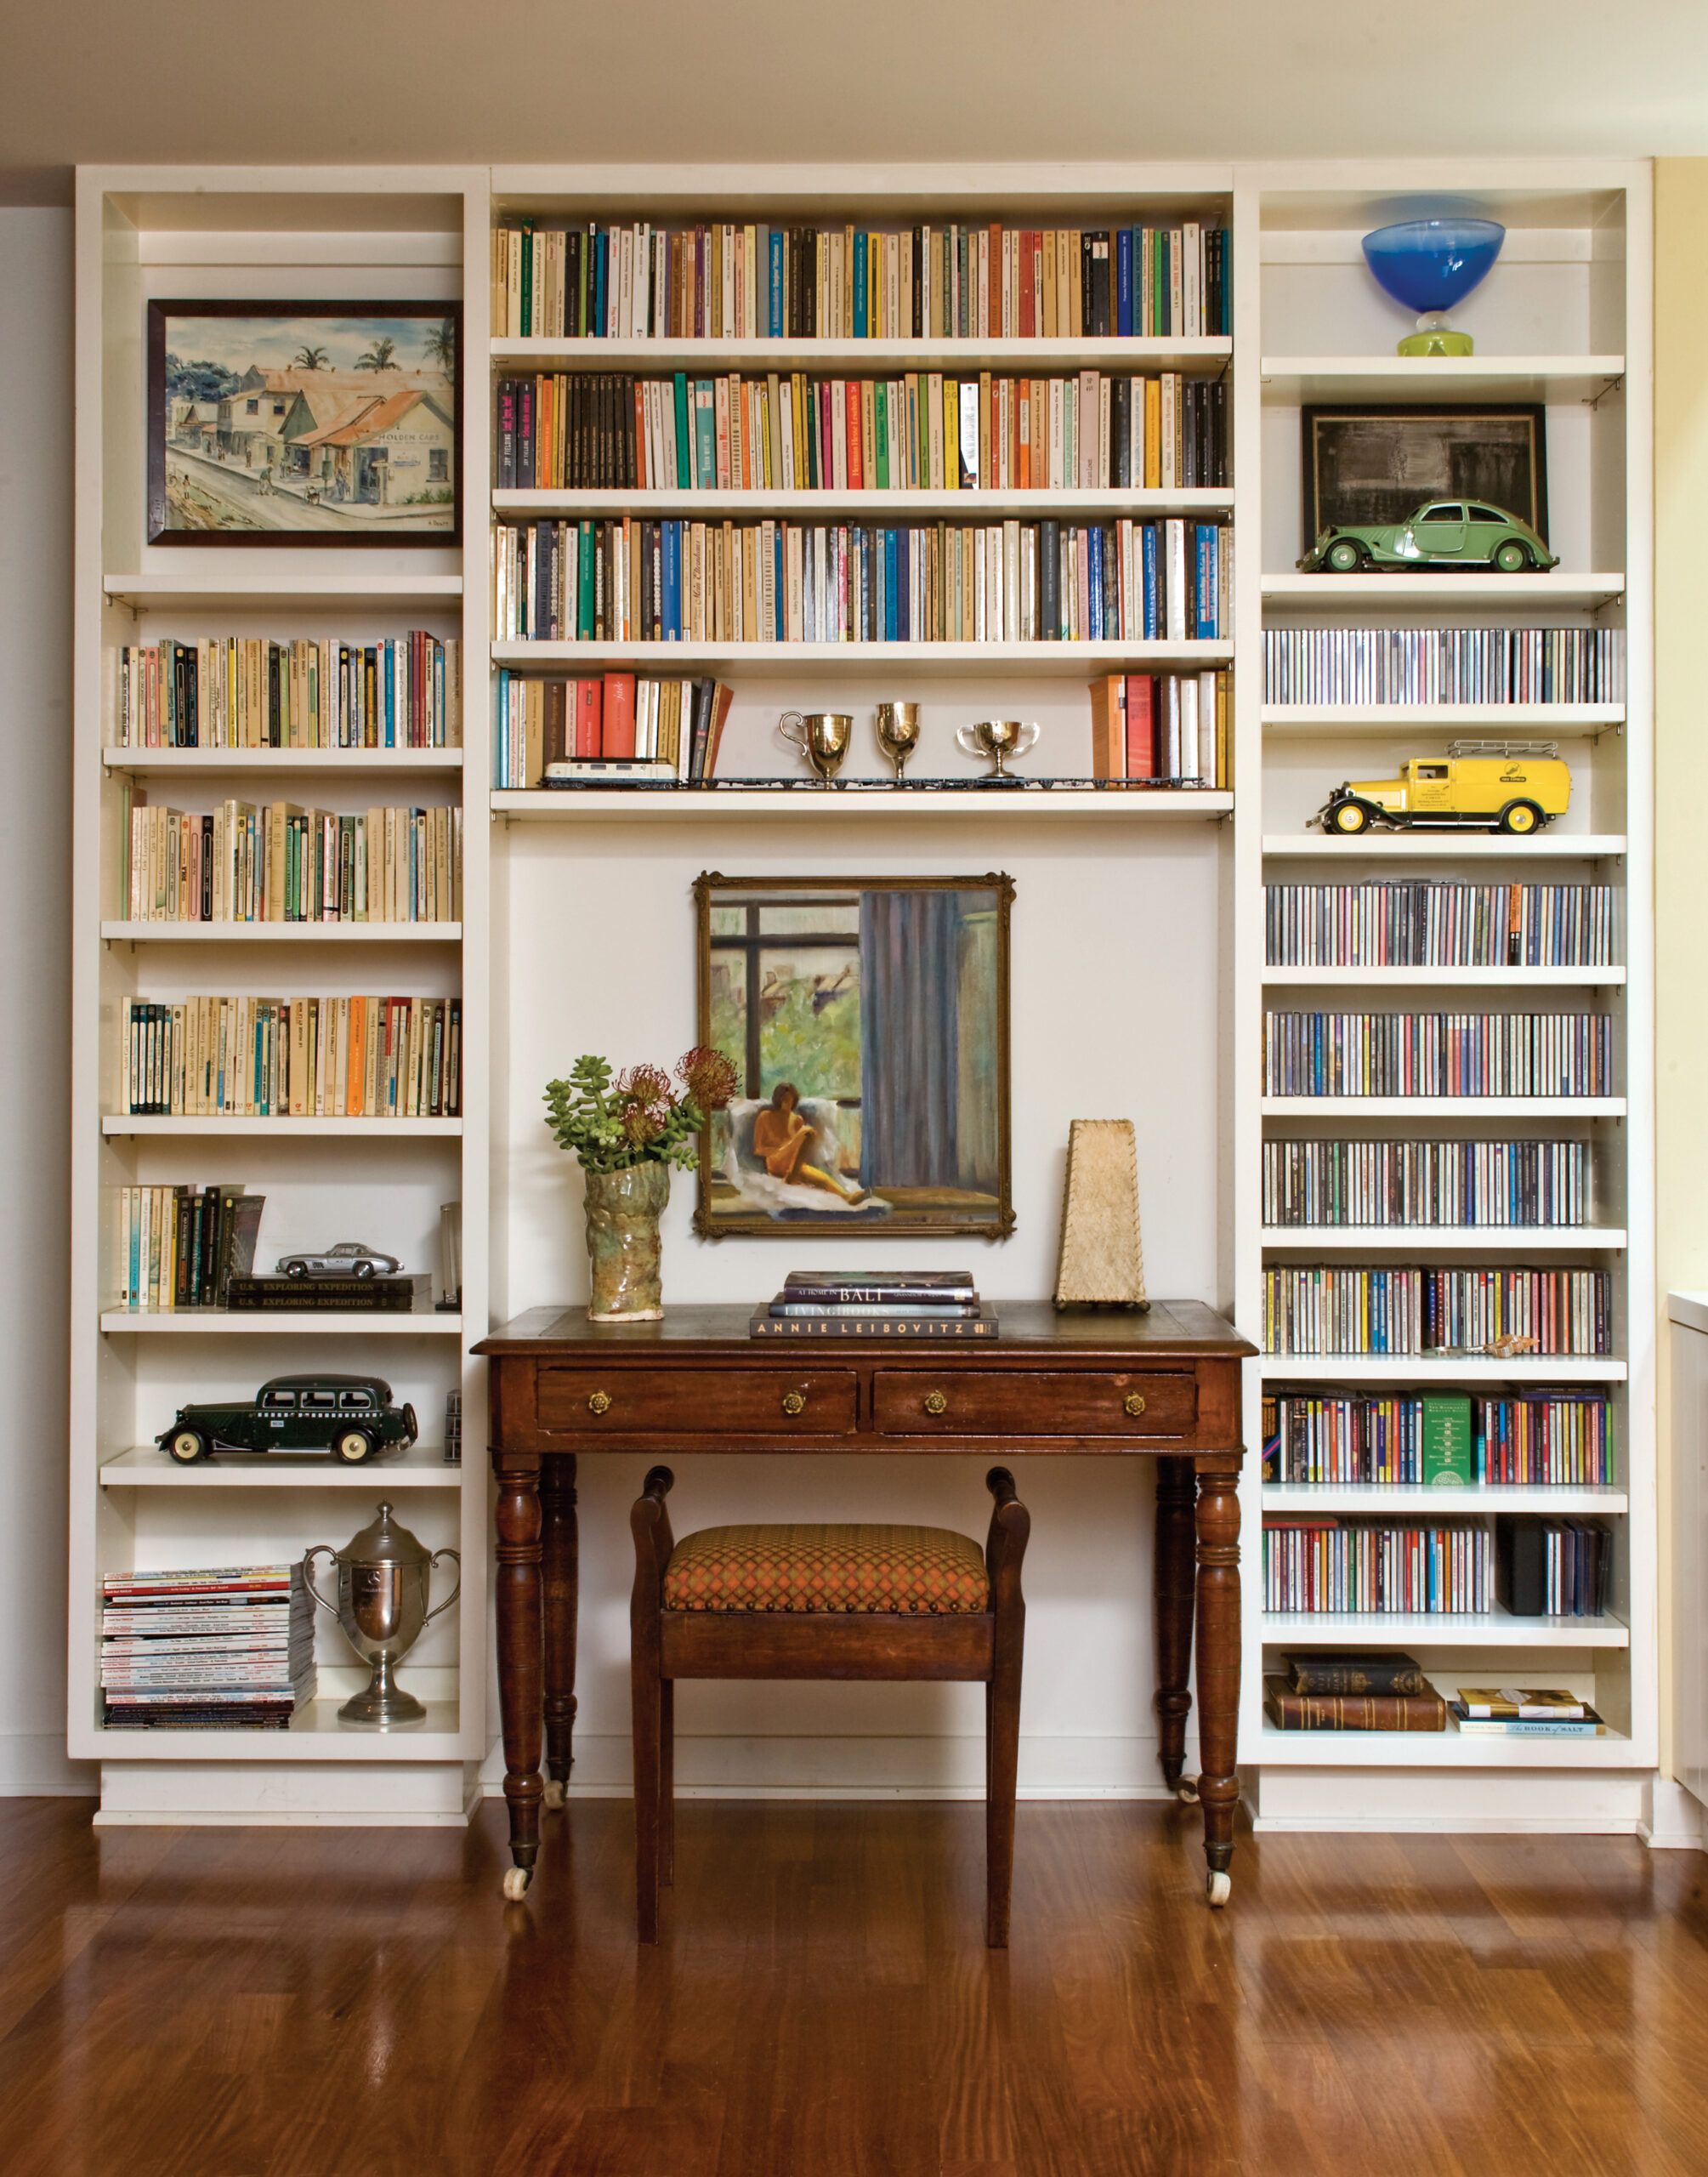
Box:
[1262,1265,1611,1356]
[1262,1137,1593,1228]
[1264,881,1618,969]
[1262,1011,1615,1099]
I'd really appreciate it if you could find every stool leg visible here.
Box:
[633,1651,662,1943]
[985,1651,1021,1949]
[660,1678,676,1889]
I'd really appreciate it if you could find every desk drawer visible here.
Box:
[872,1368,1198,1440]
[536,1365,859,1436]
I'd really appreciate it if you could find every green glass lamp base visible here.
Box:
[1398,327,1474,359]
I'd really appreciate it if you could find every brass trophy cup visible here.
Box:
[778,709,854,783]
[304,1502,461,1726]
[956,718,1041,783]
[873,702,922,781]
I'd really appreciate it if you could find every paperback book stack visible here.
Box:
[750,1270,998,1339]
[1263,1651,1448,1732]
[99,1563,315,1731]
[1449,1685,1609,1737]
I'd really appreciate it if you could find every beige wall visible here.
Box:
[1653,162,1708,1772]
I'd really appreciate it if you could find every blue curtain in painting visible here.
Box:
[859,889,961,1189]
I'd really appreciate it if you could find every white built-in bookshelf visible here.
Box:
[71,161,1654,1835]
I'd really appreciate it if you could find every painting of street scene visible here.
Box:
[694,874,1014,1237]
[147,301,460,543]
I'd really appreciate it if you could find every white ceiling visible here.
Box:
[6,0,1708,206]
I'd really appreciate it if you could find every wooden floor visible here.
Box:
[1,1797,1706,2176]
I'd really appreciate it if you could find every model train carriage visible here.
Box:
[157,1373,418,1465]
[1298,498,1558,575]
[1319,741,1572,836]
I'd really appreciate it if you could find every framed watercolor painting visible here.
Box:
[693,873,1015,1239]
[146,299,462,546]
[1301,404,1548,550]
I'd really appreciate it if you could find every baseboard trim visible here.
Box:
[0,1731,96,1798]
[1251,1811,1645,1837]
[1640,1776,1708,1851]
[92,1804,479,1828]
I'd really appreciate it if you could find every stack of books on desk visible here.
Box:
[1263,1651,1447,1732]
[750,1270,999,1339]
[99,1563,316,1731]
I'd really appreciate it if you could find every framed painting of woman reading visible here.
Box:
[693,873,1015,1239]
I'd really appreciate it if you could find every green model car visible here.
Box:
[1298,499,1557,574]
[156,1373,417,1465]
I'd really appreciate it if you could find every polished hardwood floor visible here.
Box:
[0,1794,1705,2176]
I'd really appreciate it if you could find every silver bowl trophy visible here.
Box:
[873,702,922,780]
[304,1501,461,1726]
[778,708,854,783]
[957,718,1041,783]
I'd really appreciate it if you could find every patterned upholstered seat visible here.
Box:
[662,1522,990,1615]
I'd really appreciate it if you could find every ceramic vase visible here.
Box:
[583,1162,670,1322]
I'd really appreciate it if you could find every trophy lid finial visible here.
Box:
[336,1500,431,1566]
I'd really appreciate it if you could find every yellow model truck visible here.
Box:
[1319,739,1571,836]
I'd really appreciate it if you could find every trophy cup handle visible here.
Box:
[778,709,807,749]
[954,724,983,757]
[423,1547,462,1625]
[1013,723,1041,756]
[302,1545,340,1620]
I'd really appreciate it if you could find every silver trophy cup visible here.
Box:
[304,1501,461,1726]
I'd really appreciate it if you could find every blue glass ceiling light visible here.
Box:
[1361,218,1505,357]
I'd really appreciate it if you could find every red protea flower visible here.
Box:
[621,1099,669,1145]
[617,1062,672,1107]
[677,1045,738,1112]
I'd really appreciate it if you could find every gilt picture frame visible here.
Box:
[146,298,462,546]
[1302,403,1548,550]
[693,872,1015,1239]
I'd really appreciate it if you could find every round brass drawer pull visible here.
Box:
[923,1390,949,1416]
[587,1390,612,1416]
[781,1390,806,1416]
[1124,1392,1148,1418]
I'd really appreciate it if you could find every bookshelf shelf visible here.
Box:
[1261,965,1626,987]
[1261,833,1628,860]
[1259,1227,1627,1253]
[103,573,464,611]
[1263,1358,1627,1384]
[1254,1725,1638,1768]
[491,639,1235,675]
[101,748,465,775]
[493,487,1237,519]
[100,1445,462,1488]
[100,1115,462,1138]
[1257,355,1626,406]
[491,787,1234,821]
[1261,1608,1629,1648]
[1260,573,1625,605]
[1260,1098,1628,1119]
[99,1310,463,1336]
[1261,1485,1629,1515]
[99,921,463,944]
[86,1699,464,1762]
[491,335,1235,372]
[1262,705,1623,736]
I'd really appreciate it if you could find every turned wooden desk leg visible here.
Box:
[541,1454,578,1813]
[1193,1454,1242,1909]
[494,1452,544,1900]
[1153,1459,1198,1802]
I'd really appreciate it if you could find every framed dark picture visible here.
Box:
[1301,405,1547,550]
[694,873,1015,1239]
[146,300,462,546]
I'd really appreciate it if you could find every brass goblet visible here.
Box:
[778,709,854,784]
[956,718,1041,783]
[873,702,922,782]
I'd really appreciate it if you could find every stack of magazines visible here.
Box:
[750,1270,998,1339]
[99,1563,316,1730]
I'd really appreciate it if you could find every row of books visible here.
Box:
[1261,1137,1593,1228]
[101,1564,315,1731]
[492,515,1233,645]
[493,670,735,790]
[1263,1655,1609,1736]
[1263,1265,1611,1356]
[495,369,1229,494]
[492,219,1233,341]
[1263,1518,1492,1614]
[224,1273,430,1313]
[1087,670,1231,787]
[115,1183,262,1312]
[1263,627,1626,707]
[749,1270,998,1339]
[1264,880,1619,968]
[111,635,462,751]
[117,996,462,1119]
[118,797,462,926]
[1263,1386,1614,1488]
[1262,1009,1616,1099]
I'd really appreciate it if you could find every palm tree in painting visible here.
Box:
[292,344,329,370]
[356,335,397,372]
[423,318,456,373]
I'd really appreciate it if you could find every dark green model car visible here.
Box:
[1298,499,1558,574]
[156,1373,417,1465]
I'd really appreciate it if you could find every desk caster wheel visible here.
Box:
[1206,1870,1231,1909]
[542,1778,566,1812]
[502,1865,533,1901]
[1177,1778,1200,1805]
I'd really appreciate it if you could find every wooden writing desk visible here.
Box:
[475,1299,1256,1905]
